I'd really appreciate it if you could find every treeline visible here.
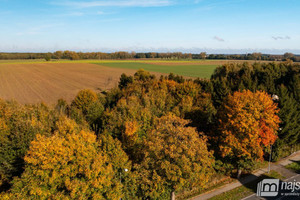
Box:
[0,61,299,199]
[0,51,299,62]
[207,52,300,61]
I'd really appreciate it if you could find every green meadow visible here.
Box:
[94,62,218,78]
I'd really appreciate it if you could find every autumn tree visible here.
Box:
[283,52,294,60]
[216,90,280,178]
[71,89,98,113]
[102,77,215,146]
[53,51,63,59]
[55,98,69,114]
[200,52,207,60]
[0,100,59,190]
[98,133,137,199]
[5,117,124,200]
[134,114,215,199]
[210,62,300,159]
[252,52,262,60]
[133,69,156,81]
[62,50,79,60]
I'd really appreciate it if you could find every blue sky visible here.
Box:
[0,0,299,53]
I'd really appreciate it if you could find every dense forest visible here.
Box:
[0,51,299,62]
[0,61,299,199]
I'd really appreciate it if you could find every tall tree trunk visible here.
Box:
[237,168,242,179]
[171,191,175,200]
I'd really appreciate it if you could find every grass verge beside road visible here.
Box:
[285,161,300,173]
[208,171,285,200]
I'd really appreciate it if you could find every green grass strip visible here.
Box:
[94,62,217,78]
[208,171,284,200]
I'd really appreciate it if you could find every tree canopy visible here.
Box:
[1,61,299,199]
[216,90,280,171]
[4,117,124,200]
[134,114,214,199]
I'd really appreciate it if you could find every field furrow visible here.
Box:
[0,63,139,104]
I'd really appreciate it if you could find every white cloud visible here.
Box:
[53,0,173,8]
[213,36,225,42]
[272,36,291,40]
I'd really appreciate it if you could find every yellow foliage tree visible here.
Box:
[71,89,98,115]
[7,118,122,200]
[135,114,215,199]
[98,133,137,199]
[0,100,59,188]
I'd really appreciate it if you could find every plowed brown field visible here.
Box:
[0,63,142,104]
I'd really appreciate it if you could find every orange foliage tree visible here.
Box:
[217,90,280,175]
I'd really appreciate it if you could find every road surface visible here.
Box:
[190,151,300,200]
[241,174,300,200]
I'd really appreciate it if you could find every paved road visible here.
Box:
[241,174,300,200]
[190,151,300,200]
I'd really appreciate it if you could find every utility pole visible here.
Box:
[268,94,279,173]
[268,144,272,173]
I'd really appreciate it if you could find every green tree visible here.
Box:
[44,53,51,61]
[71,90,104,133]
[118,73,134,89]
[273,85,300,160]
